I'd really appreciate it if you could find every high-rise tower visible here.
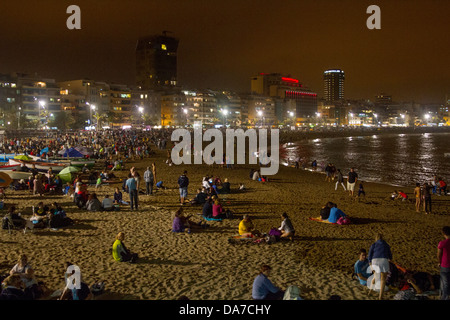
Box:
[323,69,345,102]
[136,32,179,90]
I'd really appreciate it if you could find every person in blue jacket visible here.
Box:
[327,205,346,223]
[368,233,393,300]
[252,265,284,300]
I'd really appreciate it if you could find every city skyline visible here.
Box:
[0,0,448,103]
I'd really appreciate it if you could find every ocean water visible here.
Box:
[280,132,450,188]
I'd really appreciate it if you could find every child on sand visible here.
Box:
[358,181,366,201]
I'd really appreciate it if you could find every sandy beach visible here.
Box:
[1,146,449,300]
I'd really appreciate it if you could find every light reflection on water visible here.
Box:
[280,132,450,187]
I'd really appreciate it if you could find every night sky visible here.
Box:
[0,0,448,103]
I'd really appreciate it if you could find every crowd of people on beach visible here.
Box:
[0,128,449,301]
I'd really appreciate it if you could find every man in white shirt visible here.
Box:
[102,195,114,211]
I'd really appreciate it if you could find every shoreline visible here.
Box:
[279,126,450,143]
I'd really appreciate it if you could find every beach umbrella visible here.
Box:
[0,172,13,187]
[58,166,80,184]
[13,155,33,161]
[59,166,81,175]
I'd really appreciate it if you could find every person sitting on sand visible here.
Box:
[239,214,261,237]
[191,188,207,205]
[35,202,49,217]
[5,206,26,229]
[202,197,213,219]
[394,270,439,300]
[102,195,114,211]
[438,178,447,195]
[252,170,261,181]
[9,254,35,289]
[354,249,372,286]
[327,205,347,224]
[112,232,138,263]
[156,180,166,190]
[75,184,88,208]
[202,176,211,190]
[320,202,336,220]
[59,262,92,300]
[0,274,26,300]
[86,193,102,211]
[48,203,73,228]
[172,207,204,233]
[220,178,231,194]
[212,198,227,219]
[252,264,285,300]
[395,190,408,201]
[113,187,127,205]
[278,212,295,241]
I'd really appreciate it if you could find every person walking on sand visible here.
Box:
[126,173,138,211]
[178,170,189,205]
[437,226,450,300]
[144,166,154,196]
[414,183,422,212]
[368,233,392,300]
[347,167,358,197]
[335,169,346,191]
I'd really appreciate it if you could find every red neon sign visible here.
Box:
[281,77,299,83]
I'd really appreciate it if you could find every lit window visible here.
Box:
[161,44,167,50]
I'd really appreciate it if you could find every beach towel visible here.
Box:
[228,234,254,244]
[308,217,336,224]
[203,216,223,222]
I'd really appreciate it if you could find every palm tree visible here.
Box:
[48,112,76,130]
[93,113,107,129]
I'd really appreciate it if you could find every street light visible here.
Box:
[257,110,263,127]
[221,109,228,127]
[91,105,96,129]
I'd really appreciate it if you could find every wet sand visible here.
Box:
[1,148,449,300]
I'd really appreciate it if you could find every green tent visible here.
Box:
[14,155,33,161]
[58,166,80,184]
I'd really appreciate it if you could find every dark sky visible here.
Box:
[0,0,448,103]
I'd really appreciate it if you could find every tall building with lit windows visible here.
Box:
[323,69,345,102]
[136,32,179,90]
[251,73,317,122]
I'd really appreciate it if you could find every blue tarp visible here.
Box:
[62,147,84,158]
[39,147,49,156]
